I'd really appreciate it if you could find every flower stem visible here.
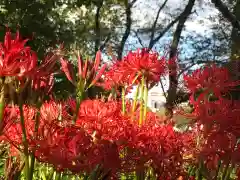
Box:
[47,170,54,180]
[18,96,30,179]
[131,85,139,118]
[73,98,80,124]
[136,169,145,180]
[143,84,148,122]
[73,89,84,124]
[214,160,221,180]
[29,99,42,180]
[122,87,126,115]
[139,77,145,126]
[0,78,5,133]
[55,171,61,180]
[196,159,203,180]
[222,161,230,180]
[0,85,4,133]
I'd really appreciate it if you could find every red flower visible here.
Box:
[30,122,102,173]
[60,51,106,89]
[200,130,238,170]
[0,30,37,77]
[40,100,70,123]
[1,98,190,178]
[60,59,76,85]
[118,48,166,85]
[191,98,240,138]
[78,99,121,119]
[184,64,239,104]
[31,51,62,93]
[1,105,36,156]
[74,99,188,177]
[101,61,128,90]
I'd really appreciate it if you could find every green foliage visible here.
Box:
[0,0,125,99]
[0,0,124,57]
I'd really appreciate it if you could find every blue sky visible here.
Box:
[125,0,218,52]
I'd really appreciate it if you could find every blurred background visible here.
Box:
[0,0,239,110]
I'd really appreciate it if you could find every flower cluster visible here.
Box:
[1,29,240,180]
[0,99,192,178]
[102,48,166,91]
[0,30,37,77]
[183,64,240,177]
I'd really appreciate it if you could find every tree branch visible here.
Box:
[117,0,137,60]
[129,0,138,7]
[159,77,167,99]
[100,33,111,51]
[148,5,196,49]
[94,0,103,53]
[133,30,144,47]
[148,0,168,48]
[165,0,196,119]
[148,15,181,49]
[211,0,240,30]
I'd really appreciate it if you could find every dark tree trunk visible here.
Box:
[165,0,196,120]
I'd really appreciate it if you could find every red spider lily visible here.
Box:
[60,59,76,84]
[29,122,102,173]
[67,95,135,119]
[78,99,121,119]
[0,104,99,173]
[60,51,106,89]
[191,98,240,138]
[34,52,61,77]
[31,122,123,176]
[101,61,129,90]
[1,105,36,145]
[2,102,121,175]
[116,48,166,85]
[184,64,239,105]
[0,30,37,77]
[40,100,71,123]
[1,101,71,147]
[31,52,62,94]
[31,74,54,94]
[1,99,191,178]
[131,124,188,178]
[0,105,18,134]
[74,99,190,177]
[200,131,238,169]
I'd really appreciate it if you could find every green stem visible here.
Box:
[139,77,145,126]
[122,87,126,115]
[143,84,148,122]
[0,83,5,133]
[18,96,30,179]
[29,156,35,180]
[55,172,61,180]
[136,169,145,180]
[224,165,233,180]
[186,166,193,179]
[73,99,80,124]
[131,85,139,118]
[111,87,117,100]
[214,160,221,180]
[47,168,54,180]
[222,161,230,180]
[196,159,203,180]
[73,91,84,124]
[29,100,42,180]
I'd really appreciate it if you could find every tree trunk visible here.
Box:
[164,0,196,120]
[231,0,240,60]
